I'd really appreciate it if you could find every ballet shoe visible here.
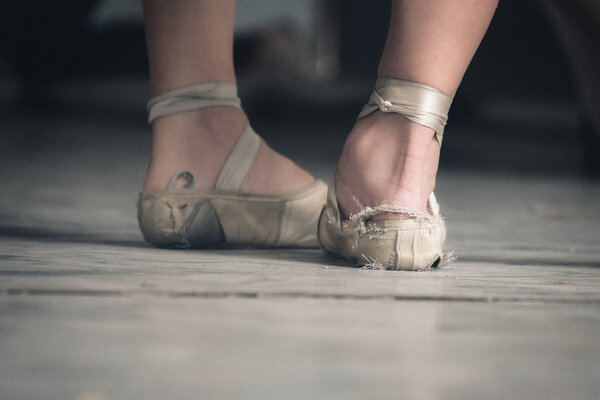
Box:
[138,82,327,248]
[318,178,446,270]
[318,77,453,270]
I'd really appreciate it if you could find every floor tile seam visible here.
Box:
[2,288,600,305]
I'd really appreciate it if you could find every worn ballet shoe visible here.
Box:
[138,82,327,248]
[318,178,446,270]
[318,77,453,270]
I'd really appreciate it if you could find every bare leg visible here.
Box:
[335,0,498,218]
[142,0,313,192]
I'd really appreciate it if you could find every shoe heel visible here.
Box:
[137,195,225,249]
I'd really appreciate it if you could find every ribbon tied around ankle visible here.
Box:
[357,77,454,145]
[147,82,242,124]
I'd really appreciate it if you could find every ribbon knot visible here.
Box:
[380,100,393,112]
[356,77,454,145]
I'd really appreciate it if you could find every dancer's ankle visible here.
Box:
[335,112,440,219]
[143,107,247,190]
[143,106,315,194]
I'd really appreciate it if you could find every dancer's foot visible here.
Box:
[334,111,440,220]
[143,107,314,193]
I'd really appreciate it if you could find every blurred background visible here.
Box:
[0,0,599,184]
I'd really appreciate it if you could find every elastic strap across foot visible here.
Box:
[358,77,454,145]
[215,125,261,191]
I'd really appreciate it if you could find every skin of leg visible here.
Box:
[335,0,498,219]
[142,0,313,192]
